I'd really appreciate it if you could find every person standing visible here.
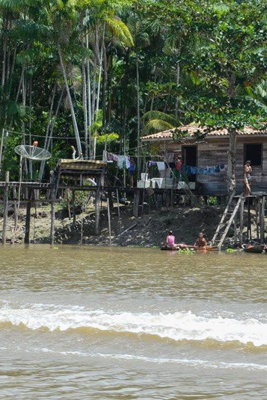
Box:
[128,157,136,188]
[244,160,252,197]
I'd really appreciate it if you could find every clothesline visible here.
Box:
[147,160,226,175]
[182,164,225,175]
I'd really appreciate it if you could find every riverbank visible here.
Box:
[0,201,261,247]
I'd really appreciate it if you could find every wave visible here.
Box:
[0,306,267,347]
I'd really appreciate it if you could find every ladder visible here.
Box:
[211,193,243,250]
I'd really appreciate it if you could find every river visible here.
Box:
[0,246,266,399]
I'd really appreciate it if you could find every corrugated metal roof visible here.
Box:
[141,124,267,141]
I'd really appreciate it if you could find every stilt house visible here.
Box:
[141,124,267,195]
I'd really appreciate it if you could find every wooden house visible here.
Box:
[141,124,267,195]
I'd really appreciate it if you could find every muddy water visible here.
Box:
[0,246,266,399]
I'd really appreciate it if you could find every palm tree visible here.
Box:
[142,111,179,135]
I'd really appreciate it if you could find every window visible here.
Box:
[244,144,262,166]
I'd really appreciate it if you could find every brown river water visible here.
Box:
[0,245,267,399]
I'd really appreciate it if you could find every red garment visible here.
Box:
[176,160,182,171]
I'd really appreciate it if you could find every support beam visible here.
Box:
[25,189,32,244]
[107,197,112,246]
[260,196,265,244]
[239,197,245,246]
[133,190,140,217]
[72,190,76,225]
[2,171,9,245]
[50,187,56,246]
[95,181,101,235]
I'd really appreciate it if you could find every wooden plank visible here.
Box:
[211,192,235,245]
[218,196,242,250]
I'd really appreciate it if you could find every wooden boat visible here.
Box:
[161,246,218,252]
[242,244,264,254]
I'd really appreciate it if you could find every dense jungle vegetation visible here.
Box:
[1,0,267,182]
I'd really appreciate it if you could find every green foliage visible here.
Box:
[1,0,267,180]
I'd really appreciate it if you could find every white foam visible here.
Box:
[34,349,267,371]
[0,305,267,347]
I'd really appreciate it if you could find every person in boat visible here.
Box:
[244,160,252,197]
[165,231,187,250]
[194,232,207,249]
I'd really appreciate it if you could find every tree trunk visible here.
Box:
[82,63,88,159]
[58,48,82,155]
[39,88,65,180]
[86,34,92,158]
[136,54,141,178]
[1,15,8,88]
[96,24,105,114]
[175,36,182,121]
[227,128,237,194]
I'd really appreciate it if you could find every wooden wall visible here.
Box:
[162,136,267,195]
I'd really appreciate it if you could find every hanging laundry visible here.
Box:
[117,155,125,169]
[156,162,165,171]
[147,161,158,167]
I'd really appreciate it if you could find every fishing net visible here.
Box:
[15,145,51,161]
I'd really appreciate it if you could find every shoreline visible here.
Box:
[1,203,258,248]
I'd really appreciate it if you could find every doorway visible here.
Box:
[182,146,197,182]
[182,146,197,166]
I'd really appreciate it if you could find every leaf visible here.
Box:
[142,111,178,125]
[105,16,134,47]
[143,119,174,134]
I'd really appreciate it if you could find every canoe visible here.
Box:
[242,244,264,254]
[195,246,218,252]
[161,246,218,252]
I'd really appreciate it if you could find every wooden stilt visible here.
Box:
[107,197,112,246]
[256,198,260,241]
[234,217,237,245]
[2,171,9,245]
[133,190,140,217]
[50,187,56,246]
[95,182,101,235]
[116,189,122,232]
[25,188,32,244]
[239,197,245,246]
[247,199,251,241]
[260,196,265,244]
[72,190,76,224]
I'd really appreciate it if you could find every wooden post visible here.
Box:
[2,171,9,245]
[72,190,76,224]
[247,199,251,241]
[133,190,140,217]
[256,198,260,241]
[25,189,32,244]
[260,196,265,244]
[116,189,121,219]
[66,189,71,219]
[107,197,112,246]
[234,217,237,245]
[95,182,101,235]
[50,187,56,246]
[239,196,245,246]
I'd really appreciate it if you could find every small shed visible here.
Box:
[53,159,106,187]
[141,124,267,195]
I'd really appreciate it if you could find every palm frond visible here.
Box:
[142,111,178,126]
[143,119,174,134]
[105,16,134,47]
